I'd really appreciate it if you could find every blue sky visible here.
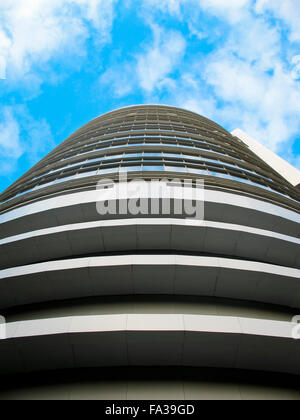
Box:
[0,0,300,192]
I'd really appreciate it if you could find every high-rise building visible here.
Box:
[0,105,299,400]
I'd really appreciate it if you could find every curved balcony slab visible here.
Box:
[0,188,299,240]
[0,255,299,310]
[0,219,299,270]
[1,366,300,400]
[0,314,299,375]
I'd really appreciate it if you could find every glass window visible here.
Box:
[86,157,102,164]
[241,178,253,186]
[144,152,162,157]
[203,158,220,165]
[103,154,124,160]
[55,175,79,184]
[78,170,98,178]
[182,154,198,160]
[164,153,182,158]
[121,165,143,172]
[98,167,120,175]
[188,168,209,175]
[143,165,165,172]
[165,166,187,173]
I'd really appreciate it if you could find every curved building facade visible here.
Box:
[0,105,300,400]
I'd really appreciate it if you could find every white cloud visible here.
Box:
[135,1,297,170]
[255,0,300,42]
[141,0,183,15]
[0,0,118,177]
[0,106,54,175]
[141,0,250,22]
[196,4,300,153]
[291,55,300,80]
[199,0,250,22]
[288,154,300,171]
[0,27,10,79]
[0,56,6,79]
[21,111,55,165]
[136,24,186,93]
[99,66,134,98]
[0,108,23,162]
[98,0,300,168]
[75,0,116,31]
[0,0,116,80]
[100,24,186,96]
[2,0,298,176]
